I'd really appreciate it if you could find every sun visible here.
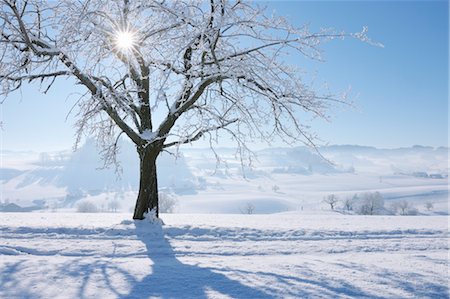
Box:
[114,30,136,52]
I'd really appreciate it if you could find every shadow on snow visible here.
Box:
[0,222,448,298]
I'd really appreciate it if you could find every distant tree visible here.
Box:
[159,192,177,214]
[396,200,410,216]
[108,199,120,213]
[342,196,354,212]
[356,192,384,215]
[324,194,339,210]
[240,203,255,215]
[0,0,375,219]
[77,201,98,213]
[391,200,418,216]
[425,202,434,211]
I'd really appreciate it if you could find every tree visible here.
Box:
[323,194,338,210]
[393,200,410,216]
[0,0,375,219]
[107,199,120,213]
[391,200,418,216]
[425,201,434,211]
[77,201,98,213]
[240,202,255,215]
[342,196,354,212]
[356,192,384,215]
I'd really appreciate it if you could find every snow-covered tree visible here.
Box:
[0,0,376,219]
[391,200,418,216]
[356,192,384,215]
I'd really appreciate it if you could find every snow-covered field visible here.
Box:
[1,143,448,215]
[0,213,448,298]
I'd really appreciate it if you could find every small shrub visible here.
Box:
[354,192,384,215]
[240,203,255,214]
[76,201,98,213]
[391,200,418,216]
[159,192,177,213]
[108,200,120,213]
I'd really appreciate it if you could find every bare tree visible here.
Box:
[108,199,120,213]
[393,200,410,216]
[323,194,339,210]
[0,0,375,219]
[342,196,354,212]
[240,202,255,215]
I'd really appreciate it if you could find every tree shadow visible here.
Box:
[0,261,35,299]
[121,221,272,298]
[1,222,448,298]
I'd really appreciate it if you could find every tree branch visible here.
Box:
[163,118,238,149]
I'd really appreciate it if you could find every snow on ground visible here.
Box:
[0,212,448,298]
[1,144,448,215]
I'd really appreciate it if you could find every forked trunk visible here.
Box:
[133,146,159,220]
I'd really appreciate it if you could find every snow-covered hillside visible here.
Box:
[0,141,448,214]
[0,213,448,298]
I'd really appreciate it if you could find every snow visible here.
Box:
[1,144,448,215]
[0,212,448,298]
[140,129,158,142]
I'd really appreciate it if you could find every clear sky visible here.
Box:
[0,0,448,151]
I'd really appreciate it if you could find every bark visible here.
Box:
[133,146,160,220]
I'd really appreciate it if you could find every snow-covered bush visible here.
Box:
[390,200,419,216]
[354,192,384,215]
[76,201,98,213]
[405,207,419,215]
[144,208,164,225]
[159,192,177,213]
[425,201,434,211]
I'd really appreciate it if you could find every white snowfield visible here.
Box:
[0,213,448,298]
[2,144,448,216]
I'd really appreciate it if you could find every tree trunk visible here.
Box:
[133,146,159,220]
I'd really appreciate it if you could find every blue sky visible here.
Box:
[1,0,448,151]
